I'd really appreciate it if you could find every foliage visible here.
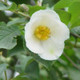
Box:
[0,0,80,80]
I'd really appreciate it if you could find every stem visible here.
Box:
[63,53,80,71]
[68,41,80,48]
[17,11,30,18]
[70,32,80,38]
[74,38,78,47]
[4,71,7,80]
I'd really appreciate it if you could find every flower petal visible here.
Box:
[47,20,70,41]
[39,37,64,60]
[30,9,60,21]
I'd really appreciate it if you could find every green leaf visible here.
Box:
[15,54,33,73]
[71,26,80,38]
[25,61,40,80]
[43,0,59,7]
[0,63,8,77]
[8,37,25,56]
[48,68,58,80]
[0,2,17,11]
[15,60,39,80]
[8,2,17,11]
[55,10,71,25]
[71,17,80,28]
[7,18,27,26]
[0,23,20,49]
[0,2,7,10]
[54,0,80,9]
[28,5,45,16]
[68,68,80,80]
[54,0,73,9]
[12,74,30,80]
[68,2,80,24]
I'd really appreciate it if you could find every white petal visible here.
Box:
[25,21,44,54]
[39,37,64,60]
[48,20,70,41]
[30,9,60,21]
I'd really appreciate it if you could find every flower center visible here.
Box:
[34,26,50,40]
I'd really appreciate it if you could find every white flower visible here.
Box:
[4,10,13,16]
[14,72,20,77]
[25,9,69,60]
[4,0,13,16]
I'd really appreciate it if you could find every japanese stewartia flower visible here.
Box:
[25,9,69,60]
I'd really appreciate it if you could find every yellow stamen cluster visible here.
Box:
[34,26,50,40]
